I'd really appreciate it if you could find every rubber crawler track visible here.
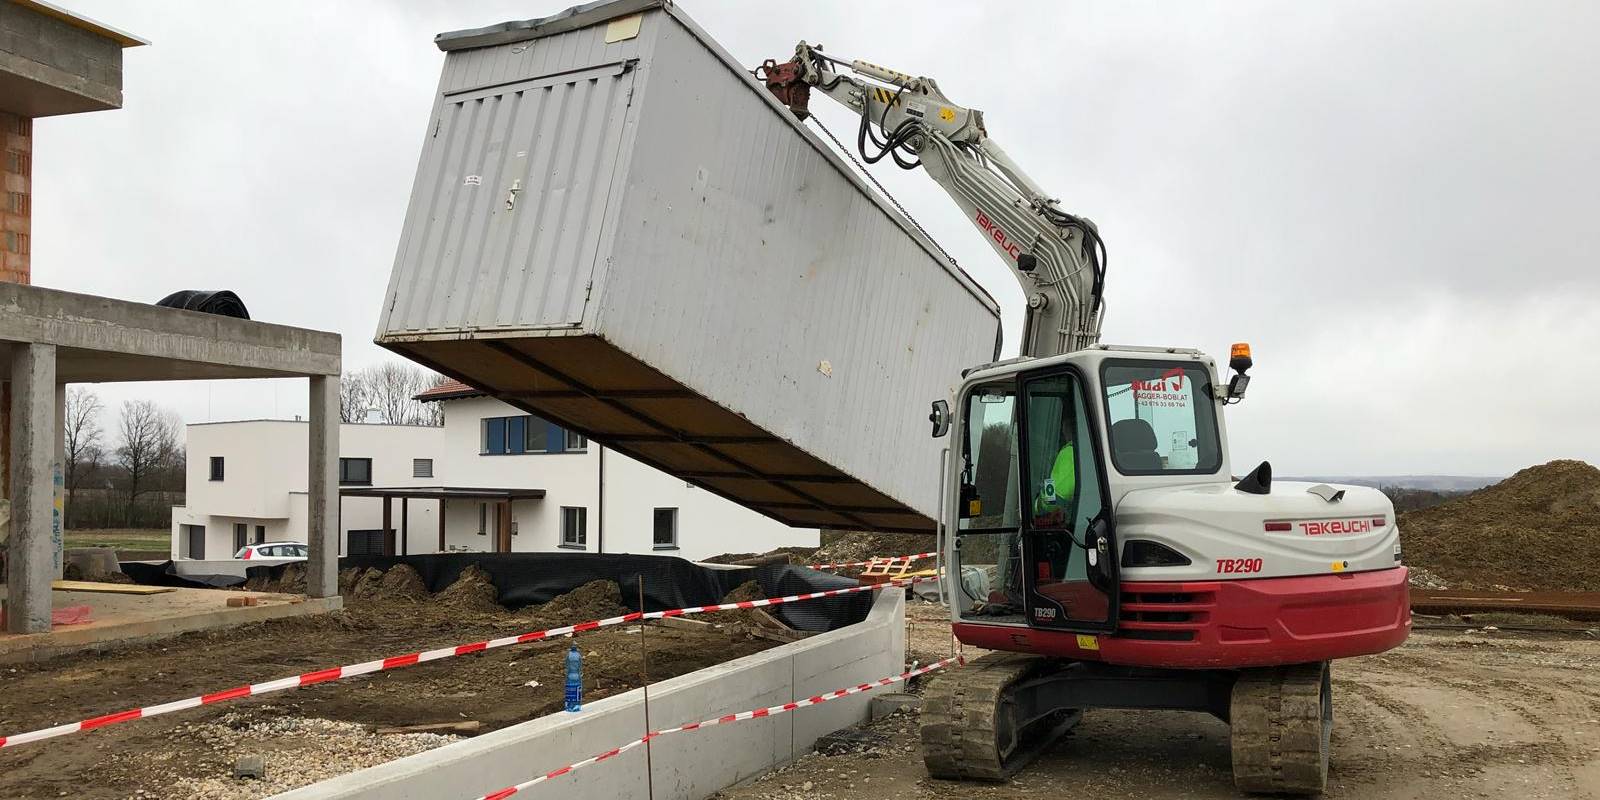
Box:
[920,653,1075,781]
[1230,661,1332,795]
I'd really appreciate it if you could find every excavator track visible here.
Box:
[920,653,1080,781]
[1230,661,1333,795]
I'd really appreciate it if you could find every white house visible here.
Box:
[169,381,817,561]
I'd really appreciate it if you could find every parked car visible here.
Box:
[234,542,309,560]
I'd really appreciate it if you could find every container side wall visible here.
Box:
[595,14,999,517]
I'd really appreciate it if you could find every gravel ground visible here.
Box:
[717,615,1600,799]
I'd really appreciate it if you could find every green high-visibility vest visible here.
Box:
[1034,443,1077,513]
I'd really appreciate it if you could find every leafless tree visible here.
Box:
[338,370,370,423]
[63,387,104,514]
[115,399,182,526]
[360,362,446,426]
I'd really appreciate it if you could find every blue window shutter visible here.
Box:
[485,417,506,454]
[507,416,527,454]
[547,420,564,453]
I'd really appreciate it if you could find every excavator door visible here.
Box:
[1017,368,1119,632]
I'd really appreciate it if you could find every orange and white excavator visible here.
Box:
[761,43,1411,794]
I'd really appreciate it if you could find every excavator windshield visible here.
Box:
[1100,360,1223,476]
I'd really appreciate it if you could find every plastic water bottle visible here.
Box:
[564,645,583,712]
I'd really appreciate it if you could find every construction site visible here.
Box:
[2,1,1598,799]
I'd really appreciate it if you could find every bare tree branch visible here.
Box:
[115,400,182,527]
[339,371,370,423]
[359,362,446,426]
[64,387,104,515]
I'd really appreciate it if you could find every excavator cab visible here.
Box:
[949,356,1120,633]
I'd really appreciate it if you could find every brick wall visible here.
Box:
[1,111,29,285]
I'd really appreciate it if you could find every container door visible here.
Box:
[411,60,639,331]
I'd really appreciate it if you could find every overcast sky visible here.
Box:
[33,0,1600,477]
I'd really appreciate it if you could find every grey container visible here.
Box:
[377,0,1001,532]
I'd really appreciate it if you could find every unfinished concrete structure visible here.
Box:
[1,284,345,634]
[0,4,344,634]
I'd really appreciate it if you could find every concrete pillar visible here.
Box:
[52,382,63,573]
[6,343,54,633]
[1,111,31,286]
[306,375,338,598]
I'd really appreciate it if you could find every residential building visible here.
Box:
[169,383,817,561]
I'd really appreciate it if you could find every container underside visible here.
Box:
[385,334,931,533]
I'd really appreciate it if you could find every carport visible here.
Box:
[338,486,546,555]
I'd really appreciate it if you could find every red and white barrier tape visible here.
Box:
[806,552,938,571]
[0,576,935,750]
[477,655,962,799]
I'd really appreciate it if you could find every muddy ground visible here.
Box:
[719,602,1600,800]
[0,582,776,800]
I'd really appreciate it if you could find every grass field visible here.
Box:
[63,528,170,552]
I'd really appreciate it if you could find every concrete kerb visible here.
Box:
[271,589,907,800]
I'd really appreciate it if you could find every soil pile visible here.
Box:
[701,547,817,565]
[1400,459,1600,591]
[434,564,502,613]
[244,562,307,593]
[808,531,936,569]
[364,564,429,602]
[529,579,629,624]
[717,580,783,632]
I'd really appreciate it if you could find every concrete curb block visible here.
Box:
[271,589,907,800]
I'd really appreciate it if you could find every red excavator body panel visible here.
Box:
[953,567,1411,669]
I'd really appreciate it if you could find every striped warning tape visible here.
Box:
[0,576,935,750]
[477,655,962,799]
[807,552,938,571]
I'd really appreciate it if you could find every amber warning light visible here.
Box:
[1226,342,1252,401]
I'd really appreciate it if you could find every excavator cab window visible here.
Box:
[1018,370,1117,631]
[953,382,1027,624]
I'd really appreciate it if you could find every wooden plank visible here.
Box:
[374,721,482,736]
[52,580,174,595]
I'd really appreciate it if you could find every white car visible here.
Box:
[234,542,309,561]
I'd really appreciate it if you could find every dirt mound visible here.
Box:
[434,564,502,613]
[701,547,817,565]
[717,580,782,632]
[531,579,629,623]
[338,567,365,595]
[244,562,307,594]
[1400,459,1600,591]
[808,531,936,569]
[722,581,766,604]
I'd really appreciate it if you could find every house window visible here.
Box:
[524,417,548,452]
[254,525,266,544]
[182,525,205,559]
[483,417,507,454]
[561,507,587,548]
[653,508,678,550]
[482,415,585,454]
[339,457,372,486]
[413,458,433,478]
[209,456,225,481]
[477,503,487,535]
[233,523,247,553]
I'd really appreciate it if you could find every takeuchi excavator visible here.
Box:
[760,43,1412,794]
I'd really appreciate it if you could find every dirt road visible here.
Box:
[0,586,774,799]
[721,604,1600,800]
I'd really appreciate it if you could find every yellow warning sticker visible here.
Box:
[1075,634,1100,651]
[1331,560,1348,572]
[939,107,956,123]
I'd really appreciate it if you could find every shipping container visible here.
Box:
[377,0,1001,533]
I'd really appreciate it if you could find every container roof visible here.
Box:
[435,0,659,52]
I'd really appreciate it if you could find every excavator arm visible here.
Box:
[760,42,1107,358]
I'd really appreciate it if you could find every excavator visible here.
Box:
[759,43,1412,794]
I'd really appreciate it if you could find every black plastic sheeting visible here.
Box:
[124,553,874,633]
[122,560,244,589]
[155,289,251,319]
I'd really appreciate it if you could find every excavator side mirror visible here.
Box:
[929,399,951,438]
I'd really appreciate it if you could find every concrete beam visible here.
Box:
[0,283,340,381]
[0,0,143,117]
[305,375,339,598]
[6,342,55,633]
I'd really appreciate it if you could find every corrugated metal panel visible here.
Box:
[378,2,1001,529]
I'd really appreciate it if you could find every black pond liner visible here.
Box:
[122,553,873,632]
